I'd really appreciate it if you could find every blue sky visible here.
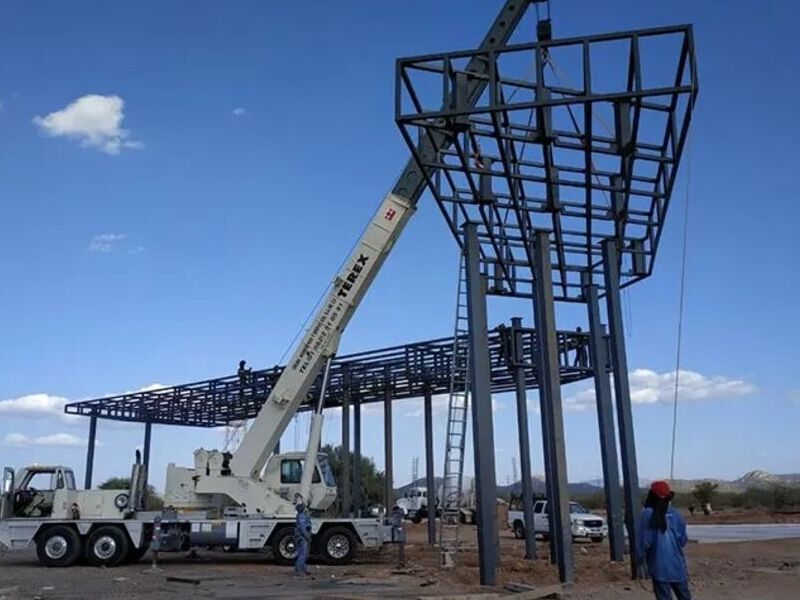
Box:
[1,0,798,492]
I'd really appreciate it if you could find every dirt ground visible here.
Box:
[1,521,798,599]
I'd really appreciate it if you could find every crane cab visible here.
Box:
[262,451,337,511]
[1,465,77,518]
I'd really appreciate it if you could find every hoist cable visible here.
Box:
[669,88,696,481]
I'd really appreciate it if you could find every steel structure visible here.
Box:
[396,20,698,583]
[65,327,590,426]
[396,25,698,301]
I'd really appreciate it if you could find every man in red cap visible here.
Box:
[637,480,692,600]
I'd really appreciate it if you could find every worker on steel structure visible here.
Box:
[237,360,252,384]
[637,480,692,600]
[293,494,312,577]
[237,360,252,399]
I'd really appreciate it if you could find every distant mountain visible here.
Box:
[395,475,603,499]
[497,477,601,498]
[644,470,800,494]
[394,470,800,500]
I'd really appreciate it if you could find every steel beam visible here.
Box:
[531,230,575,583]
[384,367,394,511]
[583,277,625,562]
[602,239,642,578]
[464,222,499,586]
[353,395,362,517]
[84,416,97,489]
[423,383,437,544]
[511,317,537,559]
[341,368,351,518]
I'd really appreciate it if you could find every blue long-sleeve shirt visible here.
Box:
[636,506,689,582]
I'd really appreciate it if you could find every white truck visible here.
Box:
[0,0,533,569]
[397,479,476,524]
[507,499,608,543]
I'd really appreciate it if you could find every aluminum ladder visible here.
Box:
[439,253,471,565]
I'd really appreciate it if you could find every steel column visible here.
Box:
[583,277,625,562]
[383,368,394,511]
[533,297,558,563]
[353,395,362,517]
[84,416,97,489]
[142,421,152,483]
[423,383,437,544]
[464,222,499,586]
[341,368,351,518]
[531,230,575,583]
[511,317,537,559]
[602,239,642,578]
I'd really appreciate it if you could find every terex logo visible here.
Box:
[337,254,370,298]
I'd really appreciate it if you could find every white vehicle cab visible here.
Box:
[508,499,608,543]
[396,486,439,522]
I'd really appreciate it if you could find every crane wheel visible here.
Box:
[320,526,356,565]
[271,527,298,565]
[36,525,82,568]
[86,526,129,567]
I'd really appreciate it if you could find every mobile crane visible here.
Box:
[0,0,536,568]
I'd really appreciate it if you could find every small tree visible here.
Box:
[98,477,163,510]
[692,481,718,507]
[320,444,386,512]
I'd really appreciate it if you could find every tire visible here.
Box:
[319,526,356,565]
[36,525,82,568]
[411,509,425,524]
[86,526,129,567]
[271,527,298,566]
[590,536,604,543]
[513,521,525,540]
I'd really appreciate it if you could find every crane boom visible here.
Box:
[231,0,535,480]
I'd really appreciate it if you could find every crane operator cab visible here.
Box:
[1,466,77,518]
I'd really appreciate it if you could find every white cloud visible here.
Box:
[0,393,79,423]
[127,245,146,255]
[3,432,89,447]
[564,368,756,412]
[232,107,246,117]
[0,382,166,427]
[133,383,167,393]
[33,94,143,155]
[4,433,28,445]
[89,233,126,252]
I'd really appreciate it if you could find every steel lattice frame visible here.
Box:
[396,25,698,301]
[65,326,591,427]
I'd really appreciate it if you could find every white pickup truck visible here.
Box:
[507,499,607,543]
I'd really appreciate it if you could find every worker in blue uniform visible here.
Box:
[294,495,312,576]
[637,480,692,600]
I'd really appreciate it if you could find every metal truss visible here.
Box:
[64,325,591,427]
[396,25,698,301]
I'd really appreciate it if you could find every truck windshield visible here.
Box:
[317,455,337,487]
[569,502,588,514]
